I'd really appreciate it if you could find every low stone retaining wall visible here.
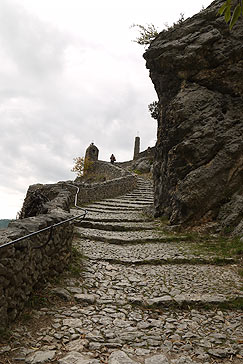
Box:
[0,196,74,329]
[71,161,137,204]
[0,163,137,328]
[20,162,137,217]
[20,184,72,218]
[73,173,137,205]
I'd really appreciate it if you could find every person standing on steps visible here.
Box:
[110,154,116,164]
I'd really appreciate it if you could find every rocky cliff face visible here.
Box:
[144,0,243,235]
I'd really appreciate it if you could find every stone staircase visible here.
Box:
[1,177,242,364]
[67,176,242,363]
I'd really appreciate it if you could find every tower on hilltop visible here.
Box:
[133,136,140,160]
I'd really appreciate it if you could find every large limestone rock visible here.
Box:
[144,0,243,234]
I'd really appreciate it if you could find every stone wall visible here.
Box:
[74,174,137,205]
[19,184,72,219]
[0,163,137,328]
[0,203,74,329]
[144,0,243,235]
[90,161,132,180]
[20,162,137,218]
[66,161,137,205]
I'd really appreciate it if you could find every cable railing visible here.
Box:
[0,184,87,250]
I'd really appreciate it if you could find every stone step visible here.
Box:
[96,199,153,206]
[136,185,153,189]
[135,185,153,189]
[116,199,153,205]
[136,185,153,188]
[136,181,153,187]
[84,214,153,222]
[134,181,153,186]
[6,294,243,364]
[123,193,153,199]
[80,260,242,309]
[128,183,152,187]
[74,239,236,265]
[127,188,153,193]
[75,227,189,244]
[37,306,243,363]
[77,220,156,231]
[85,203,148,211]
[84,206,146,214]
[70,209,153,222]
[120,194,153,199]
[135,188,153,192]
[119,194,154,201]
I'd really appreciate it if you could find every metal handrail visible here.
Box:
[0,183,87,250]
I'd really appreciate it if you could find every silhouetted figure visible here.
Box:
[110,154,116,164]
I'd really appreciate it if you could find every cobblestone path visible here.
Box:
[0,178,242,364]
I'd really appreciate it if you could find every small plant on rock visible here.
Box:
[71,156,85,177]
[130,23,159,47]
[83,157,94,175]
[148,100,160,121]
[71,156,94,178]
[218,0,243,29]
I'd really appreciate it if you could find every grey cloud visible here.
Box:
[0,0,157,218]
[0,0,69,80]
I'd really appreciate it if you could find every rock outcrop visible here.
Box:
[118,147,155,173]
[144,0,243,234]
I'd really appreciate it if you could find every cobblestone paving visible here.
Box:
[79,221,156,231]
[76,227,179,244]
[1,177,242,364]
[81,261,241,303]
[86,201,152,209]
[77,239,234,264]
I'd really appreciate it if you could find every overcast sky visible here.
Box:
[0,0,212,219]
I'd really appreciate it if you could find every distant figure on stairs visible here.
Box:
[110,154,116,164]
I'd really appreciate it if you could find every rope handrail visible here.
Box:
[0,183,87,250]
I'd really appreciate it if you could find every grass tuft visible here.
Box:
[155,218,243,261]
[67,246,86,278]
[192,235,243,259]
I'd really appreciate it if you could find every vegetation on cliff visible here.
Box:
[218,0,243,29]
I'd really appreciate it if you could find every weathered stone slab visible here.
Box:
[65,338,86,352]
[76,227,179,244]
[145,354,169,364]
[51,288,72,301]
[25,350,56,364]
[74,294,97,304]
[108,350,138,364]
[59,352,100,364]
[62,318,83,328]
